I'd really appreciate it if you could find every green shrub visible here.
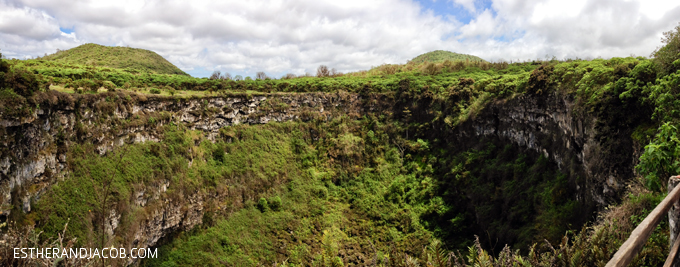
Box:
[6,69,40,97]
[527,64,554,94]
[636,122,680,191]
[103,80,116,92]
[74,79,100,93]
[257,197,268,212]
[212,145,225,163]
[653,22,680,75]
[0,54,8,88]
[268,196,281,211]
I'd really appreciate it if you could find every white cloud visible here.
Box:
[458,9,502,38]
[0,2,60,41]
[0,0,679,77]
[451,0,477,13]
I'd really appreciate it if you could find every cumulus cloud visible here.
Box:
[487,0,680,59]
[0,1,60,41]
[0,0,679,77]
[451,0,478,13]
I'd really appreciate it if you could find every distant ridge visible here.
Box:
[43,43,189,76]
[410,50,486,64]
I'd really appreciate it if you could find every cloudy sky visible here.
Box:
[1,0,679,78]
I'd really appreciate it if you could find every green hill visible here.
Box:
[410,50,486,64]
[42,43,189,76]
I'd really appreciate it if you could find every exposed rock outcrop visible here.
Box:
[0,91,389,265]
[447,91,647,218]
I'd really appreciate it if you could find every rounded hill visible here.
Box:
[410,50,486,64]
[42,43,189,76]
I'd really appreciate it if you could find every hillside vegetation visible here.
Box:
[41,43,189,76]
[1,24,680,267]
[409,50,486,64]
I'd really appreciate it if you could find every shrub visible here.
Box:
[257,197,268,212]
[268,196,282,211]
[421,62,442,75]
[149,88,161,94]
[212,145,225,163]
[103,81,116,92]
[636,122,680,191]
[74,79,100,93]
[0,54,8,88]
[6,69,40,97]
[378,64,399,75]
[282,73,297,79]
[527,64,554,94]
[653,22,680,75]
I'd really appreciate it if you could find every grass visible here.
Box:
[409,50,487,64]
[7,49,538,96]
[144,117,442,266]
[41,43,188,76]
[48,85,273,98]
[27,122,303,250]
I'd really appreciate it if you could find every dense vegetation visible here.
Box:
[41,43,189,76]
[3,54,526,95]
[2,23,680,266]
[409,51,487,64]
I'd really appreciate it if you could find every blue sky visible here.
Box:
[59,27,74,34]
[416,0,494,24]
[2,0,680,78]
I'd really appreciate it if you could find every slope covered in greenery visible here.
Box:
[409,50,486,64]
[41,43,189,76]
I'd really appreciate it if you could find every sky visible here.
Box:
[1,0,679,78]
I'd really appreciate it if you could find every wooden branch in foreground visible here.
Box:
[606,176,680,267]
[663,236,680,267]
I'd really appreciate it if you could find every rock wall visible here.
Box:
[0,91,388,265]
[448,91,644,216]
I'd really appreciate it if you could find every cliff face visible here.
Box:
[0,91,388,263]
[448,91,645,217]
[0,90,645,263]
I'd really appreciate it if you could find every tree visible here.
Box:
[222,72,232,80]
[282,73,297,79]
[210,70,222,80]
[317,65,330,77]
[653,22,680,75]
[210,70,232,80]
[330,68,341,77]
[256,71,268,80]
